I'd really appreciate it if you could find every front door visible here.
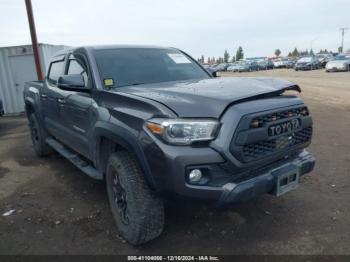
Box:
[57,54,93,158]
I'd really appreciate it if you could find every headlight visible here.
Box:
[146,118,220,145]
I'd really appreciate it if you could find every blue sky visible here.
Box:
[0,0,349,59]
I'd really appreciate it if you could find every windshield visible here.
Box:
[298,57,312,62]
[334,55,349,61]
[94,48,210,88]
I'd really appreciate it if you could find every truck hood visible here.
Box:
[117,77,300,118]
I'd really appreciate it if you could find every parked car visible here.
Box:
[273,58,293,68]
[257,59,274,70]
[23,45,315,245]
[226,62,240,72]
[294,56,320,71]
[227,60,258,72]
[315,54,333,68]
[214,63,230,72]
[325,54,350,72]
[0,99,4,116]
[201,64,211,69]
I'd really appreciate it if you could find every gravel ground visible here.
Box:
[0,69,349,255]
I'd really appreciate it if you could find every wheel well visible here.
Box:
[25,103,34,116]
[98,136,125,175]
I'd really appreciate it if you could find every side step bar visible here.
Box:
[46,138,103,180]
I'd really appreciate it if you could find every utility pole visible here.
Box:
[25,0,43,80]
[340,27,348,53]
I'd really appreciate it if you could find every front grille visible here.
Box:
[251,107,308,128]
[242,127,312,162]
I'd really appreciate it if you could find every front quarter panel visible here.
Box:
[91,90,177,188]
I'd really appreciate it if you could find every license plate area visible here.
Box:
[275,169,300,197]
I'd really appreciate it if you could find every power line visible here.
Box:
[340,27,348,53]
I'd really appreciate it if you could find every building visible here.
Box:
[0,43,69,115]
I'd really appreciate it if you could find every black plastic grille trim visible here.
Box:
[252,107,309,128]
[242,127,312,162]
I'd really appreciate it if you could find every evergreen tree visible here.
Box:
[310,49,314,56]
[292,48,299,57]
[224,50,230,63]
[236,46,244,61]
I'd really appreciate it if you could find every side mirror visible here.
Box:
[57,74,89,92]
[206,67,219,77]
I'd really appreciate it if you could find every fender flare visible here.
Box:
[92,121,156,189]
[24,95,44,122]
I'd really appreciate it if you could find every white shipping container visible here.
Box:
[0,43,69,114]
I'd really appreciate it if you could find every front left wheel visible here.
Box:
[106,151,164,245]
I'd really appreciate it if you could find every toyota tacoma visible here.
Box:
[23,45,315,245]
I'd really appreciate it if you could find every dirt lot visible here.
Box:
[0,69,349,255]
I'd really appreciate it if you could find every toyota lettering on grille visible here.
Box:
[268,119,300,136]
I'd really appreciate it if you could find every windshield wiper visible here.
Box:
[114,82,146,88]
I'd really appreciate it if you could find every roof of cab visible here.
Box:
[53,45,175,57]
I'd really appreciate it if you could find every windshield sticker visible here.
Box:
[104,78,114,87]
[167,53,191,64]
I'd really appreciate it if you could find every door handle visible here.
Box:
[57,98,66,104]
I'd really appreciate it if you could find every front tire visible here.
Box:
[28,113,52,157]
[106,151,164,245]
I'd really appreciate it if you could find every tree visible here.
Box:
[338,46,343,53]
[223,49,230,63]
[292,48,299,57]
[236,46,244,61]
[231,56,236,62]
[201,55,205,64]
[274,49,281,57]
[288,52,292,57]
[310,49,314,56]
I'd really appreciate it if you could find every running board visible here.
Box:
[46,138,103,180]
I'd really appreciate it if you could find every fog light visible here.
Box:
[188,169,202,183]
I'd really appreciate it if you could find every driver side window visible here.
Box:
[67,56,88,87]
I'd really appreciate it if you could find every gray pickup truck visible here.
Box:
[23,45,315,245]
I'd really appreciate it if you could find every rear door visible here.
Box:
[42,55,67,140]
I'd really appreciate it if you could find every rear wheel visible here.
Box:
[106,151,164,245]
[28,113,52,157]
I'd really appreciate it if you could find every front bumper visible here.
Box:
[218,150,315,204]
[295,65,311,70]
[143,128,315,203]
[326,66,347,72]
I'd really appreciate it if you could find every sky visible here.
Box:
[0,0,349,59]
